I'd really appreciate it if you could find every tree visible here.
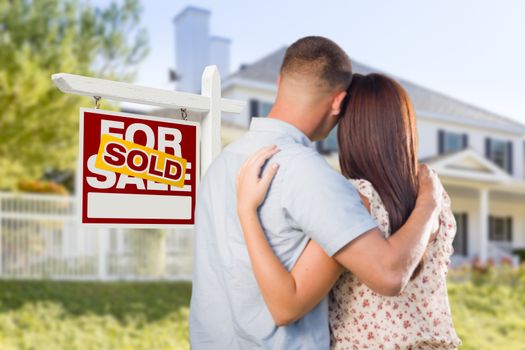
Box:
[0,0,149,191]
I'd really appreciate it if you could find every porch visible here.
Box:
[428,148,525,264]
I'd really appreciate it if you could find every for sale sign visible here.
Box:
[79,108,199,227]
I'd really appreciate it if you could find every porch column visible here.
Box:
[479,188,489,263]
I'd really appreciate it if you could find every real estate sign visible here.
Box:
[79,108,199,227]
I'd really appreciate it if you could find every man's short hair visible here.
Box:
[281,36,352,91]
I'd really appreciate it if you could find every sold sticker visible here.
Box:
[95,134,187,188]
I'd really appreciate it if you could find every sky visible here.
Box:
[91,0,525,125]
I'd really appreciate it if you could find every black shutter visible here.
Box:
[249,99,259,118]
[507,141,513,174]
[462,134,469,149]
[485,138,492,158]
[507,217,513,242]
[462,213,468,256]
[438,130,445,154]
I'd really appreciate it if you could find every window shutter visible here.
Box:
[462,134,469,149]
[507,141,513,174]
[507,217,513,242]
[249,99,259,118]
[438,130,445,154]
[485,138,491,158]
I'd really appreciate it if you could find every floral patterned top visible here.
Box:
[329,179,461,350]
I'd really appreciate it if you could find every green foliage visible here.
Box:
[0,0,149,190]
[0,266,523,349]
[447,264,525,350]
[0,281,191,350]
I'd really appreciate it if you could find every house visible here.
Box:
[173,7,525,264]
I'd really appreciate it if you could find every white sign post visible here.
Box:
[52,65,245,227]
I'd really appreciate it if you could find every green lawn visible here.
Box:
[0,281,192,350]
[0,265,523,350]
[447,264,525,350]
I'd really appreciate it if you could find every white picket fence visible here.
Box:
[0,192,193,281]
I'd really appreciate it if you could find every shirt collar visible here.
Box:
[249,117,315,149]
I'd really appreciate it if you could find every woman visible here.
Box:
[236,73,461,349]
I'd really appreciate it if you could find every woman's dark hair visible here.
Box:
[337,73,424,278]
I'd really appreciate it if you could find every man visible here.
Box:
[190,36,442,349]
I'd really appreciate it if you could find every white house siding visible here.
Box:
[224,86,525,183]
[222,84,276,128]
[415,119,438,159]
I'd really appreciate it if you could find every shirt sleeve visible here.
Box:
[281,150,378,256]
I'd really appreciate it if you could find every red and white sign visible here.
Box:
[79,108,199,227]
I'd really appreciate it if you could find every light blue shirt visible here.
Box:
[189,117,377,349]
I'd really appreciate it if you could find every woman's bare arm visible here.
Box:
[238,190,380,326]
[236,145,441,325]
[236,145,343,325]
[239,207,343,325]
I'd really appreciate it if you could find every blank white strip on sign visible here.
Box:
[87,193,192,219]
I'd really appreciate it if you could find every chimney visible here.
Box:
[173,7,211,93]
[209,36,231,78]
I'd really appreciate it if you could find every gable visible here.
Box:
[428,149,513,183]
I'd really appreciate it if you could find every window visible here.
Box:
[489,216,513,242]
[438,130,468,154]
[452,213,468,256]
[249,99,273,117]
[485,138,513,173]
[316,125,338,154]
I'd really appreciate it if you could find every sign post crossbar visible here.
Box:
[52,65,245,227]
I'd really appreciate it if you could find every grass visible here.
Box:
[0,265,523,349]
[447,263,525,350]
[0,281,191,350]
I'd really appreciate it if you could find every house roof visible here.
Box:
[226,46,525,134]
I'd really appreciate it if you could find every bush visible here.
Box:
[17,179,69,195]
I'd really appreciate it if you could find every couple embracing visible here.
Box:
[190,36,461,350]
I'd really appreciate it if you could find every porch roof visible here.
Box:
[425,148,525,193]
